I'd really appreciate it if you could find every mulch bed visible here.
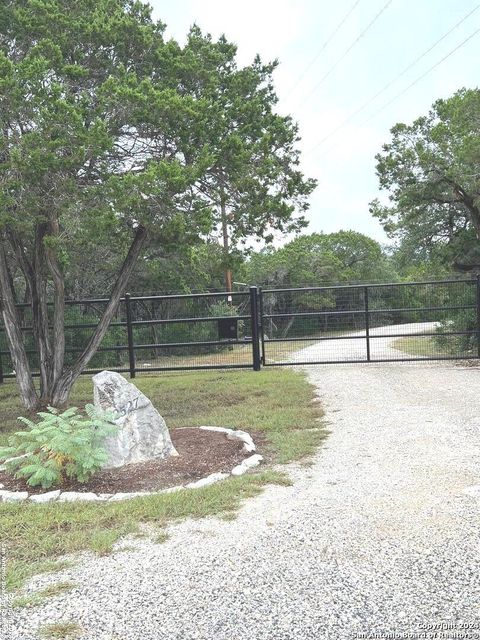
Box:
[0,428,264,495]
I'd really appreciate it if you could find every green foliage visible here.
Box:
[246,231,395,287]
[435,286,477,355]
[128,240,236,296]
[0,308,127,376]
[245,231,397,338]
[133,299,244,358]
[0,0,315,281]
[370,88,480,272]
[0,0,315,409]
[0,370,322,591]
[0,405,118,488]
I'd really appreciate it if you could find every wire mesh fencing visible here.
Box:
[0,289,258,380]
[0,298,131,378]
[260,279,479,365]
[127,290,255,372]
[0,278,478,381]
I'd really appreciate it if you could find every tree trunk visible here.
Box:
[44,215,65,388]
[446,180,480,241]
[220,184,233,294]
[281,316,295,339]
[0,245,38,410]
[51,225,148,406]
[7,227,59,407]
[32,224,54,396]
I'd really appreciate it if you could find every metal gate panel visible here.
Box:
[260,279,478,366]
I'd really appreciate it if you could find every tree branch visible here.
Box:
[0,243,38,410]
[52,225,148,404]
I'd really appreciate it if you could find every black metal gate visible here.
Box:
[0,287,263,380]
[258,278,479,366]
[0,278,478,382]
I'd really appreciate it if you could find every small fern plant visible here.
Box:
[0,405,118,489]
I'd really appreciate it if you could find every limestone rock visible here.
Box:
[199,426,231,434]
[108,491,153,501]
[93,371,177,469]
[185,472,229,489]
[29,490,61,504]
[0,490,28,502]
[243,454,263,468]
[160,485,185,494]
[231,454,263,476]
[230,464,247,477]
[58,492,100,502]
[199,426,256,453]
[226,429,256,453]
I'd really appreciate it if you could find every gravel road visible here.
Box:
[290,321,438,362]
[11,333,480,640]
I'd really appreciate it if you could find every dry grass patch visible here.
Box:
[39,621,82,639]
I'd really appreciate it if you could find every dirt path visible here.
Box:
[12,343,480,640]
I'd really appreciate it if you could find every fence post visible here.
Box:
[0,349,4,385]
[249,286,261,371]
[125,293,136,378]
[476,275,480,359]
[364,286,371,362]
[258,287,266,366]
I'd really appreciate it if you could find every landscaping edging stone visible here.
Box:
[0,427,262,504]
[198,426,257,453]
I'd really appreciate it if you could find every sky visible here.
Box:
[149,0,480,246]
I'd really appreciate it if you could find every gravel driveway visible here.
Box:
[12,336,480,640]
[290,321,437,362]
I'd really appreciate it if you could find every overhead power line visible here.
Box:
[362,24,480,123]
[306,3,480,153]
[286,0,362,97]
[295,0,394,110]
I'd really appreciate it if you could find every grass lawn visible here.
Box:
[134,337,324,370]
[0,369,325,592]
[392,334,471,358]
[392,335,438,357]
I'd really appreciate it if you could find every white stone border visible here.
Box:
[0,427,263,504]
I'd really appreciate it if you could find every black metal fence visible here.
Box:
[0,278,478,381]
[0,288,261,381]
[260,278,478,365]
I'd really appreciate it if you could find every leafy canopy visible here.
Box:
[0,0,315,408]
[0,0,213,257]
[0,1,314,280]
[245,231,394,287]
[370,88,480,270]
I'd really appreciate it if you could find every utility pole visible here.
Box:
[220,183,233,300]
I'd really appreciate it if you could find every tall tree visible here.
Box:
[0,0,212,409]
[245,231,395,338]
[180,27,316,290]
[0,1,314,409]
[370,88,480,271]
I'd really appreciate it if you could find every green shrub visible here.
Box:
[0,405,118,489]
[133,300,244,357]
[436,312,477,356]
